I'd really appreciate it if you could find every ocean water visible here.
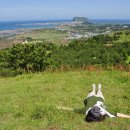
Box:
[0,19,130,31]
[0,19,71,31]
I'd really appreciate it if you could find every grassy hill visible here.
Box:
[1,70,130,130]
[111,30,130,43]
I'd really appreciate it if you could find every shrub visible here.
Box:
[0,41,54,76]
[0,34,129,76]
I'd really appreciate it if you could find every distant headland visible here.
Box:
[73,17,92,24]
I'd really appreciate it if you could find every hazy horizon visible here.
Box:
[0,18,130,22]
[0,0,130,21]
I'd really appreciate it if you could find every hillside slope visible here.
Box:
[0,70,130,130]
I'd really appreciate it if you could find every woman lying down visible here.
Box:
[57,84,130,122]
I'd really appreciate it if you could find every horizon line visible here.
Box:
[0,18,130,22]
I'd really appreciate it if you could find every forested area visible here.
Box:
[0,34,130,76]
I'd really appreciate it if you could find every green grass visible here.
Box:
[16,29,68,44]
[111,30,130,43]
[1,70,130,130]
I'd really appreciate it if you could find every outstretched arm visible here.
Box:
[117,113,130,119]
[57,106,130,119]
[57,106,73,111]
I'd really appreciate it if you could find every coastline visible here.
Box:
[0,19,130,31]
[0,29,32,38]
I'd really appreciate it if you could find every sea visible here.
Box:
[0,19,130,31]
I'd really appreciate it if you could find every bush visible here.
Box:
[0,34,129,76]
[51,35,129,69]
[0,41,54,76]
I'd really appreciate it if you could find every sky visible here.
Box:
[0,0,130,21]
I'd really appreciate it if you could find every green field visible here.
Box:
[1,70,130,130]
[111,30,130,43]
[16,29,68,44]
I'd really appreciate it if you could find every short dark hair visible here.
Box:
[85,106,106,122]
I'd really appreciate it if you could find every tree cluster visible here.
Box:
[0,34,129,76]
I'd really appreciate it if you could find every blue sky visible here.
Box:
[0,0,130,21]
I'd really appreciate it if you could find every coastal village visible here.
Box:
[0,17,130,48]
[54,19,111,40]
[55,17,129,40]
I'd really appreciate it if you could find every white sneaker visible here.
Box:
[98,83,102,90]
[92,84,96,91]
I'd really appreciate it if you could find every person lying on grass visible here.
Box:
[83,83,115,122]
[58,84,130,122]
